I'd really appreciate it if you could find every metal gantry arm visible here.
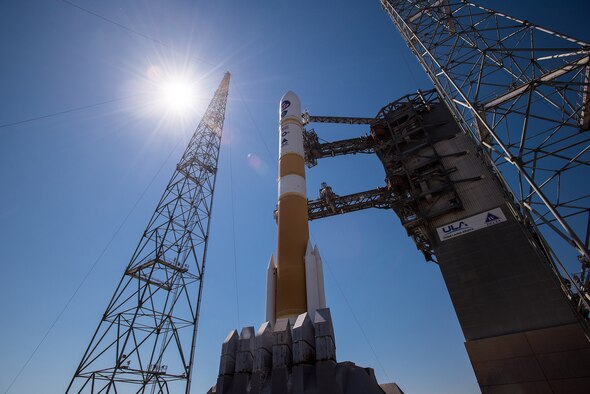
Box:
[304,89,464,263]
[308,184,395,220]
[303,112,375,125]
[303,128,375,167]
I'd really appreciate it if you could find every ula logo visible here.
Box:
[281,100,291,110]
[485,212,500,223]
[442,221,472,234]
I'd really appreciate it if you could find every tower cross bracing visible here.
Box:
[67,73,230,394]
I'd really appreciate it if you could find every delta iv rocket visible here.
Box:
[266,92,326,323]
[210,91,396,394]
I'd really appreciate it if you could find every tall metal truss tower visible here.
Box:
[381,0,590,317]
[67,73,230,394]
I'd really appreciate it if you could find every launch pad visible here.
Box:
[209,309,403,394]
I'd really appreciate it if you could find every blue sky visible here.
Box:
[1,1,589,393]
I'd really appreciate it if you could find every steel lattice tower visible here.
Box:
[67,72,230,394]
[381,0,590,317]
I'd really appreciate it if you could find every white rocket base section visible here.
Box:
[305,241,327,317]
[265,256,277,324]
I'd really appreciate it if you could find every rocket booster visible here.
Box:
[267,91,326,322]
[276,91,309,319]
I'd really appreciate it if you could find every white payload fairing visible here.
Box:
[265,91,326,324]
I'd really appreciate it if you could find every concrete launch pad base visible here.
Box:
[208,308,403,394]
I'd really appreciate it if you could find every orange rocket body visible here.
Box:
[275,92,309,319]
[265,91,326,324]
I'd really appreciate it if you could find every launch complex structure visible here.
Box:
[66,1,590,393]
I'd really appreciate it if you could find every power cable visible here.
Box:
[227,97,242,328]
[235,84,276,164]
[380,12,421,88]
[3,135,184,394]
[0,94,141,129]
[308,233,392,383]
[61,0,217,67]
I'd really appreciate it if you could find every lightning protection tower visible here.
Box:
[67,72,230,394]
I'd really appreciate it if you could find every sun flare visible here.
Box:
[159,76,197,115]
[138,65,206,123]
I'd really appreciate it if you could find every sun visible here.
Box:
[159,76,197,115]
[138,65,205,122]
